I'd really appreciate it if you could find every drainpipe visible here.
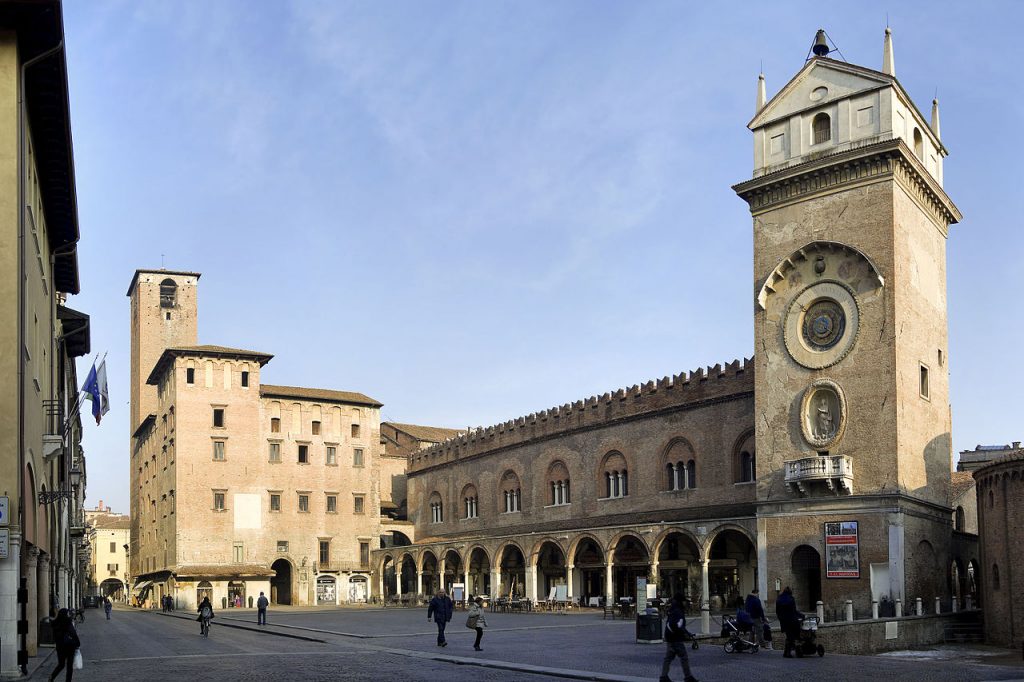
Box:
[17,38,65,675]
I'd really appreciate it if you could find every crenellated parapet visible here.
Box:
[407,357,754,473]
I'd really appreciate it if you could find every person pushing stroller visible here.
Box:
[744,588,770,649]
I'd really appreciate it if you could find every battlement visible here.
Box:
[407,357,754,473]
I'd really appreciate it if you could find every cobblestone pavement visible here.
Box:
[28,606,1024,681]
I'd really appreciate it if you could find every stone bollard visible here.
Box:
[872,600,879,619]
[701,601,711,635]
[915,597,922,616]
[951,597,958,613]
[895,598,903,618]
[845,599,854,622]
[816,600,824,622]
[966,595,973,610]
[935,597,941,615]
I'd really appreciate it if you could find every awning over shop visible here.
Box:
[132,580,153,593]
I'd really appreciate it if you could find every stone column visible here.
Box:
[816,600,825,621]
[526,565,538,602]
[872,600,879,619]
[24,546,39,656]
[700,560,709,611]
[605,560,614,602]
[650,561,659,594]
[394,565,401,597]
[378,571,385,600]
[566,564,574,601]
[37,554,51,621]
[845,599,854,621]
[0,531,23,676]
[491,568,501,597]
[934,596,941,614]
[416,571,423,597]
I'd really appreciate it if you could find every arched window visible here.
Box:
[740,451,755,483]
[428,492,443,524]
[685,460,697,489]
[663,439,694,491]
[547,461,571,506]
[600,451,629,499]
[501,471,522,513]
[954,506,965,532]
[159,278,177,308]
[812,112,831,145]
[992,563,1000,590]
[913,127,924,159]
[462,485,478,519]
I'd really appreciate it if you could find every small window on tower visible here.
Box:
[812,113,831,145]
[919,363,930,400]
[241,371,249,387]
[186,368,195,384]
[159,279,177,308]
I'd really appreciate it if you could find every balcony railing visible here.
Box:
[317,560,370,573]
[785,454,853,496]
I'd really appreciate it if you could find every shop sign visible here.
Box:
[0,528,8,559]
[0,496,8,525]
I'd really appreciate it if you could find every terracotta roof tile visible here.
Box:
[386,422,464,443]
[261,384,382,408]
[950,471,975,501]
[146,345,273,385]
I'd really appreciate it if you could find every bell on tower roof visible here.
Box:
[756,72,766,114]
[812,29,830,57]
[882,27,895,76]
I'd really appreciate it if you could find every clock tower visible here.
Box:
[734,29,962,612]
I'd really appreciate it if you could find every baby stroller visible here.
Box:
[721,616,759,653]
[793,616,825,657]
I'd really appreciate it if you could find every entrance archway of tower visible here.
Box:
[100,578,125,600]
[534,540,567,601]
[656,531,700,609]
[790,545,822,612]
[709,529,756,612]
[572,536,605,605]
[420,551,439,595]
[400,554,417,595]
[271,558,293,605]
[443,550,463,593]
[499,544,526,598]
[911,540,939,604]
[611,534,649,602]
[467,547,490,598]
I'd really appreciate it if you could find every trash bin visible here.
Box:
[636,610,663,644]
[39,617,54,646]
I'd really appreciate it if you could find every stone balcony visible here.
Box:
[785,454,853,495]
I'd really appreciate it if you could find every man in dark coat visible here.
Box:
[427,589,453,647]
[775,586,803,657]
[744,588,768,648]
[257,591,269,625]
[660,594,698,682]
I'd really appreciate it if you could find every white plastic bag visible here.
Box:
[73,649,83,670]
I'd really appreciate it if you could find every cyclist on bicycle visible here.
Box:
[197,596,214,636]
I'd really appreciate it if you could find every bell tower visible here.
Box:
[127,269,201,434]
[734,30,961,611]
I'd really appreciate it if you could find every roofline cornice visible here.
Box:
[732,138,962,231]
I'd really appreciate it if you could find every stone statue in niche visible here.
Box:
[815,397,834,439]
[801,380,845,449]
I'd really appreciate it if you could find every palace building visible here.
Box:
[128,269,411,608]
[374,29,978,620]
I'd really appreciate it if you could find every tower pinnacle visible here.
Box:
[756,72,766,115]
[882,27,895,76]
[931,98,941,139]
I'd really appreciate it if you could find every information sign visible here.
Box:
[636,577,647,612]
[0,496,8,526]
[824,521,860,578]
[0,528,8,559]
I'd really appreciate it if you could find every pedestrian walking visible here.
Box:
[466,596,488,651]
[257,591,269,625]
[745,587,769,648]
[49,608,81,682]
[427,589,453,647]
[103,597,112,620]
[660,594,698,682]
[775,586,803,658]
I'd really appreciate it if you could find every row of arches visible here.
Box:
[427,433,756,523]
[379,526,758,612]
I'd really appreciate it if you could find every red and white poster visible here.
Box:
[824,521,859,579]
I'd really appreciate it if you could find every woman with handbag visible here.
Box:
[49,608,82,681]
[466,596,488,651]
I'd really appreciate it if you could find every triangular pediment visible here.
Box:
[750,57,894,130]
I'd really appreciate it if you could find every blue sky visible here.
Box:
[63,1,1024,513]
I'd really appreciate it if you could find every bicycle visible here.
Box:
[200,616,211,638]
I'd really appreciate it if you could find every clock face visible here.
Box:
[802,299,845,351]
[784,281,859,369]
